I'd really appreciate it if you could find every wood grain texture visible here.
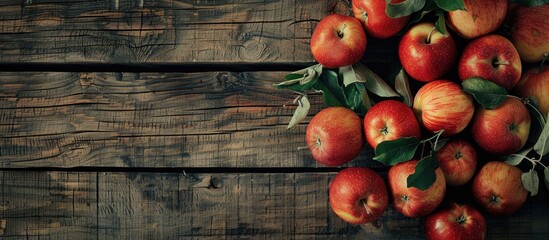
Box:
[1,171,547,239]
[0,0,399,64]
[0,71,384,168]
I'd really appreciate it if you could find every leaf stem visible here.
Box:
[522,97,546,122]
[432,130,444,151]
[420,130,445,145]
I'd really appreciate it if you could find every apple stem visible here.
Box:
[361,199,372,215]
[456,215,467,225]
[508,123,518,133]
[380,126,389,136]
[493,60,509,66]
[337,24,347,39]
[362,12,368,22]
[426,27,437,44]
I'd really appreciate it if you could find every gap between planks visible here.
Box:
[0,62,315,73]
[0,166,390,175]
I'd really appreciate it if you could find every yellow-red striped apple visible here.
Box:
[446,0,507,39]
[515,65,549,116]
[472,161,528,216]
[436,139,477,186]
[413,80,475,136]
[511,4,549,63]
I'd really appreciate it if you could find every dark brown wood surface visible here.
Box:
[0,71,381,168]
[1,0,548,239]
[1,171,548,239]
[0,0,398,65]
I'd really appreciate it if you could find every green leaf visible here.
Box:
[394,68,413,107]
[373,137,420,165]
[462,77,508,109]
[344,83,368,115]
[504,147,533,166]
[284,73,304,81]
[340,66,359,87]
[534,113,549,157]
[385,0,426,18]
[509,0,548,7]
[354,63,400,98]
[434,11,447,35]
[362,88,373,110]
[407,0,438,25]
[287,95,310,130]
[521,169,539,196]
[407,154,440,190]
[544,168,549,191]
[504,154,525,166]
[434,0,465,11]
[314,70,346,107]
[274,64,322,92]
[275,78,318,92]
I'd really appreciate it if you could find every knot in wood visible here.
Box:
[193,175,221,190]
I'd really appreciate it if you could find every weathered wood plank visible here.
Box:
[0,71,384,168]
[1,171,547,239]
[0,0,398,64]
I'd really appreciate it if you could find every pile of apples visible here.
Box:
[292,0,548,239]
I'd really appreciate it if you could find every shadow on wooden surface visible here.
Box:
[0,0,398,64]
[1,171,547,239]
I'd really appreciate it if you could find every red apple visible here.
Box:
[363,100,421,149]
[515,65,549,116]
[446,0,507,39]
[388,160,446,218]
[310,14,367,68]
[458,34,522,90]
[413,80,475,136]
[471,97,531,155]
[424,203,487,240]
[352,0,410,39]
[436,139,477,186]
[399,22,457,82]
[511,4,549,62]
[329,167,389,224]
[472,161,528,216]
[306,107,364,166]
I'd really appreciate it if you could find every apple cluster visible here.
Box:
[303,1,548,239]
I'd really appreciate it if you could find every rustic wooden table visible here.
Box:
[0,0,547,239]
